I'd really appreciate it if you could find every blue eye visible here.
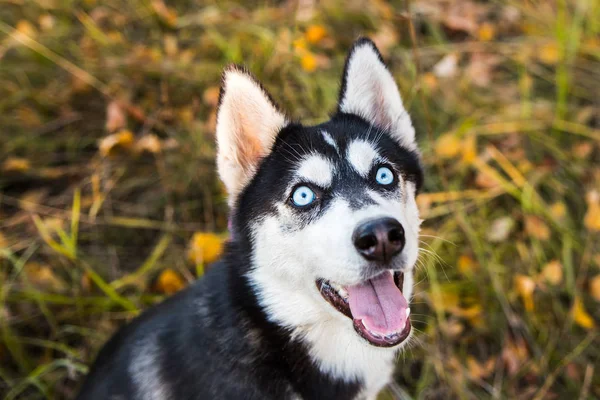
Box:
[375,166,394,185]
[291,186,316,207]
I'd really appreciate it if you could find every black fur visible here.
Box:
[77,38,423,400]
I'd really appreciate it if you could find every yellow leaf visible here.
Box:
[24,262,66,292]
[188,232,224,265]
[434,133,461,159]
[477,22,495,41]
[305,25,327,44]
[584,190,600,232]
[99,129,134,157]
[0,232,8,248]
[537,41,561,65]
[15,20,37,39]
[293,37,307,52]
[550,202,566,220]
[135,135,162,154]
[590,275,600,302]
[461,135,477,164]
[421,72,438,90]
[524,215,550,240]
[514,274,536,311]
[458,255,477,275]
[164,34,178,57]
[155,269,185,295]
[301,53,318,72]
[2,157,30,173]
[203,86,221,107]
[429,290,459,313]
[541,260,563,285]
[572,297,595,330]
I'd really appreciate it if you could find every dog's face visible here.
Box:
[216,39,423,351]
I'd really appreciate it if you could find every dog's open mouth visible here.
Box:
[316,271,411,347]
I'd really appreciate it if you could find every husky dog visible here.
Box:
[77,38,423,400]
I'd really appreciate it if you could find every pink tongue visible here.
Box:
[347,273,408,335]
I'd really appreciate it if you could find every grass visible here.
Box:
[1,0,599,398]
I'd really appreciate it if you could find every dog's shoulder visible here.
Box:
[77,263,292,400]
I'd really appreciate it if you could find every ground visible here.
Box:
[0,1,599,399]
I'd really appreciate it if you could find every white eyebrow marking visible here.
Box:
[321,130,339,152]
[297,154,334,187]
[347,140,380,177]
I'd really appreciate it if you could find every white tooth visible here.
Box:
[405,308,411,319]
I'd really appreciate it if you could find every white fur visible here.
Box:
[130,336,170,400]
[216,69,287,207]
[321,130,339,152]
[297,154,334,187]
[347,140,380,177]
[248,189,421,397]
[339,43,416,151]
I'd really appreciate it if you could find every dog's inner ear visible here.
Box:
[216,66,287,206]
[338,39,416,149]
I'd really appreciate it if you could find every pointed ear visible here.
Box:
[338,38,416,149]
[216,65,287,207]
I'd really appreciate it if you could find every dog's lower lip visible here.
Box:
[352,317,411,347]
[315,271,409,347]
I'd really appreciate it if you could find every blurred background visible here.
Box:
[1,0,599,399]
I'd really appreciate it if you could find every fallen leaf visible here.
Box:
[434,133,461,159]
[584,190,600,232]
[155,269,185,294]
[15,20,37,39]
[524,215,550,240]
[135,135,162,154]
[462,134,477,164]
[24,262,66,292]
[466,53,501,87]
[572,297,595,330]
[203,86,220,107]
[487,216,514,242]
[305,25,327,44]
[433,53,459,78]
[572,142,593,159]
[541,260,563,285]
[589,275,600,302]
[421,72,438,90]
[468,356,496,380]
[164,34,178,57]
[151,0,177,27]
[301,53,318,72]
[0,232,8,248]
[105,101,127,133]
[188,232,224,265]
[550,202,566,220]
[458,255,477,275]
[99,129,134,157]
[502,336,529,376]
[429,290,459,313]
[475,170,500,189]
[443,1,480,34]
[537,41,561,65]
[514,274,536,311]
[38,14,55,31]
[2,157,30,173]
[293,37,308,52]
[477,22,495,41]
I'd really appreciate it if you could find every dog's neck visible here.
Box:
[244,256,398,398]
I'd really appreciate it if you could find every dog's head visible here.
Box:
[216,38,423,350]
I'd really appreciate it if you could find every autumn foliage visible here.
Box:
[0,1,599,399]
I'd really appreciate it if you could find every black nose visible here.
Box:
[353,217,405,263]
